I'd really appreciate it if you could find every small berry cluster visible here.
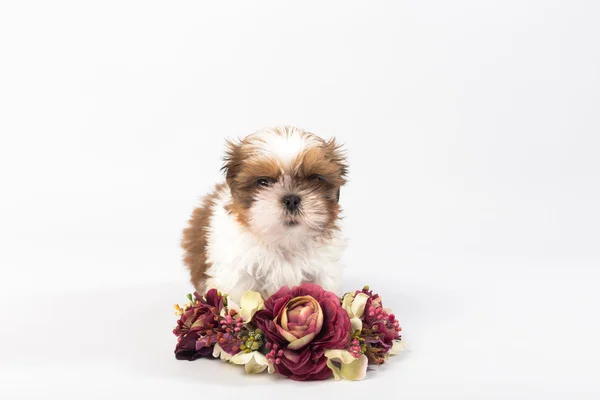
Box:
[265,342,284,365]
[366,305,400,332]
[348,335,365,358]
[219,309,244,333]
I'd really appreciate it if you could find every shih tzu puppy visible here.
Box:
[181,126,348,302]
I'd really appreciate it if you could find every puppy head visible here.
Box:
[222,126,347,243]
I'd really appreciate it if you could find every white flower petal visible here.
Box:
[230,351,254,365]
[350,293,369,319]
[212,344,233,361]
[350,317,363,332]
[245,358,267,374]
[327,359,343,381]
[230,351,273,374]
[389,340,407,355]
[342,293,354,312]
[246,352,270,374]
[324,350,368,381]
[221,297,241,318]
[342,293,369,332]
[239,290,264,322]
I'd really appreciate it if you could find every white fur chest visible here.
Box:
[203,187,346,301]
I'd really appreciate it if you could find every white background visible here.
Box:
[1,1,599,398]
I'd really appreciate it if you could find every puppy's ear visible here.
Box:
[221,138,243,189]
[323,138,348,194]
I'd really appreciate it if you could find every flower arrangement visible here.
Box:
[172,283,405,381]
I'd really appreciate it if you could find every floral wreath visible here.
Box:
[173,283,405,381]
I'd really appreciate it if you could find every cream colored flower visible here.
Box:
[212,343,234,361]
[342,292,369,332]
[239,290,265,322]
[221,290,264,323]
[389,339,407,356]
[324,349,368,381]
[230,351,275,374]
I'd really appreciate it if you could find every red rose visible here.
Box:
[254,284,351,381]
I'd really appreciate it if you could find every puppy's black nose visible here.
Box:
[282,194,301,212]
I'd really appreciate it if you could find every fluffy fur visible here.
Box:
[182,126,348,302]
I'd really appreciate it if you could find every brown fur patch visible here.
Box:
[232,158,282,189]
[294,137,348,237]
[296,139,347,187]
[221,139,284,226]
[181,183,225,292]
[224,200,251,227]
[222,139,249,224]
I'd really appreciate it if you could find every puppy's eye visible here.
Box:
[308,174,325,183]
[256,178,272,188]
